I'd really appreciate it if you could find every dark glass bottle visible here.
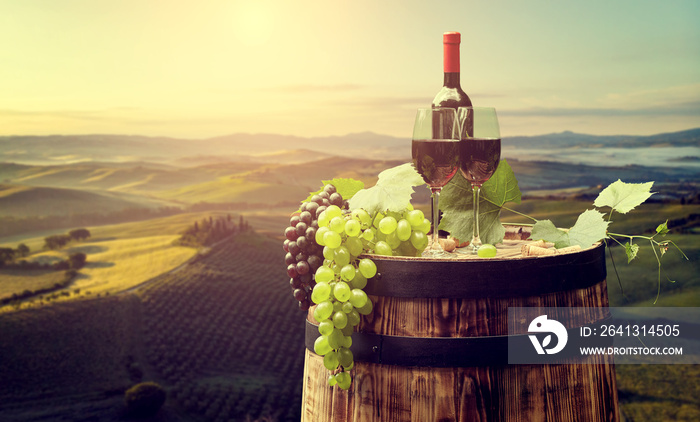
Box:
[432,32,472,238]
[432,32,472,110]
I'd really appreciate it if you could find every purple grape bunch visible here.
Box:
[284,184,347,310]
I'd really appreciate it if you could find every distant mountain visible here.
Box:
[506,128,700,149]
[0,128,698,166]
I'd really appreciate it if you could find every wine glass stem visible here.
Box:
[471,184,482,252]
[431,188,441,252]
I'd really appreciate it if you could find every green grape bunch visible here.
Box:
[309,202,431,389]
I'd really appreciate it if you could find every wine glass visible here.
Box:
[457,107,501,254]
[411,107,460,256]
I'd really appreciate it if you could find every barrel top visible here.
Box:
[362,225,607,299]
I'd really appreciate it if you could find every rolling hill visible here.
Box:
[3,128,697,166]
[0,184,177,217]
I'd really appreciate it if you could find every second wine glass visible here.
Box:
[458,107,501,254]
[411,107,460,257]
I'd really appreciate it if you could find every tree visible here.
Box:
[68,252,87,269]
[0,247,15,266]
[68,228,91,241]
[44,234,71,250]
[16,243,30,258]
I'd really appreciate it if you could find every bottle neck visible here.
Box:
[443,72,461,89]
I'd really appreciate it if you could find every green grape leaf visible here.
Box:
[531,219,569,247]
[301,178,365,205]
[348,163,425,214]
[625,242,640,263]
[530,210,609,248]
[438,159,521,245]
[480,159,522,206]
[567,209,610,248]
[593,179,655,214]
[655,220,669,236]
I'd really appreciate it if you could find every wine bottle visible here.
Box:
[432,32,472,110]
[432,32,472,239]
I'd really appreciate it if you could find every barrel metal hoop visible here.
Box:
[305,316,613,367]
[363,242,607,299]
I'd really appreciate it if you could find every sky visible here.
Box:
[1,0,699,139]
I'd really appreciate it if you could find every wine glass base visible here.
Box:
[422,248,451,258]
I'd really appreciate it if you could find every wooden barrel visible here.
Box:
[301,226,620,422]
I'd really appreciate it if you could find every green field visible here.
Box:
[0,212,242,312]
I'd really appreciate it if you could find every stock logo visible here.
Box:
[528,315,568,355]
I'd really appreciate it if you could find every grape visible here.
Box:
[417,218,431,234]
[329,192,343,206]
[351,208,371,227]
[350,269,367,289]
[333,282,351,302]
[378,216,398,235]
[344,219,361,237]
[325,204,342,219]
[308,255,322,271]
[327,328,344,349]
[322,246,335,260]
[357,299,373,315]
[337,347,353,368]
[345,236,363,257]
[328,374,337,386]
[311,282,331,304]
[332,311,348,329]
[284,252,295,266]
[406,209,425,227]
[287,241,300,256]
[329,216,345,234]
[333,246,350,267]
[340,265,355,282]
[296,260,310,275]
[286,264,298,278]
[396,219,412,241]
[323,231,342,249]
[324,184,337,195]
[477,244,498,258]
[295,222,308,237]
[374,240,392,256]
[323,351,339,370]
[358,258,377,278]
[317,211,330,228]
[284,226,298,241]
[315,226,329,245]
[318,320,334,336]
[293,288,306,301]
[341,301,354,314]
[335,371,351,390]
[410,231,428,250]
[347,309,361,326]
[349,289,368,308]
[372,212,384,229]
[314,301,334,322]
[314,336,332,356]
[385,232,401,249]
[300,210,313,225]
[290,214,301,227]
[315,266,334,283]
[296,236,309,251]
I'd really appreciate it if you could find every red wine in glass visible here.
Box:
[412,139,459,188]
[459,138,501,185]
